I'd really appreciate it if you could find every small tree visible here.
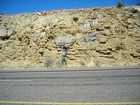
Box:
[136,3,140,6]
[116,2,125,8]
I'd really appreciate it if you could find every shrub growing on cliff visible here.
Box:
[116,2,125,8]
[136,3,140,6]
[44,56,53,67]
[0,13,5,15]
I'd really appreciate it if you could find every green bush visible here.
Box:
[44,56,53,67]
[136,3,140,6]
[116,2,125,8]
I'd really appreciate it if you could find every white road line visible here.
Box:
[0,100,140,105]
[0,79,31,82]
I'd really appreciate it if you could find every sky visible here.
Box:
[0,0,139,14]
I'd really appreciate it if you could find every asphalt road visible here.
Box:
[0,67,140,103]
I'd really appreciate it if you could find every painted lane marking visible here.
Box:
[0,80,31,82]
[0,101,140,105]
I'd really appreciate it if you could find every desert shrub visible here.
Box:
[44,56,53,67]
[81,61,85,66]
[116,2,125,8]
[129,7,138,14]
[0,13,5,15]
[136,3,140,6]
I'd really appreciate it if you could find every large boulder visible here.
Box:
[78,19,102,32]
[78,21,91,32]
[0,28,15,40]
[90,19,102,27]
[55,35,75,47]
[79,31,99,46]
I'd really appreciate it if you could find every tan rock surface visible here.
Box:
[98,35,108,43]
[0,6,140,69]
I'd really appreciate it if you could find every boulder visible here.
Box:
[0,28,15,40]
[78,22,91,32]
[55,35,75,47]
[33,33,40,42]
[90,19,102,27]
[79,31,99,46]
[78,19,102,32]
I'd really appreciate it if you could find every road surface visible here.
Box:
[0,67,140,103]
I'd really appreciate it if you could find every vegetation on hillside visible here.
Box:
[116,2,125,8]
[136,3,140,6]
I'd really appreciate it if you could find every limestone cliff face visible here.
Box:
[0,6,140,69]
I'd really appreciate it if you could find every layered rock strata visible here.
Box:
[0,6,140,69]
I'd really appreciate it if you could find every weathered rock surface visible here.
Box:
[55,35,75,47]
[79,31,99,46]
[98,35,108,44]
[0,6,140,69]
[0,28,15,40]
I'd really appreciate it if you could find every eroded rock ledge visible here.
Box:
[0,6,140,69]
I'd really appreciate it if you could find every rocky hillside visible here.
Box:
[0,6,140,69]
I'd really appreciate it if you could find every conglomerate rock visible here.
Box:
[0,6,140,69]
[55,35,75,47]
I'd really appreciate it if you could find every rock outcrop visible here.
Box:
[55,35,75,47]
[0,6,140,69]
[79,31,99,46]
[0,28,15,40]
